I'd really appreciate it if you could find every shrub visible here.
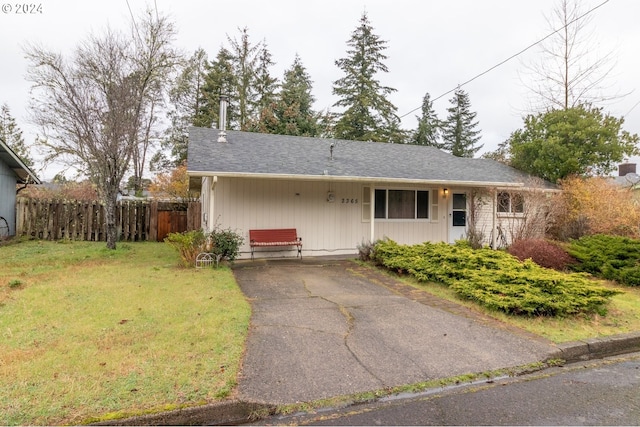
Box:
[209,227,244,261]
[373,239,620,317]
[568,234,640,286]
[551,176,640,240]
[357,240,379,261]
[164,229,207,267]
[508,239,576,271]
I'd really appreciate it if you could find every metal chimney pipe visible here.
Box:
[218,94,228,143]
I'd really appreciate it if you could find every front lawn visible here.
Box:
[0,240,250,426]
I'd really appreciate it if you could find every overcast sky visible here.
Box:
[1,0,639,180]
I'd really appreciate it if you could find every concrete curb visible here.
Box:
[547,331,640,364]
[97,332,640,426]
[91,400,275,426]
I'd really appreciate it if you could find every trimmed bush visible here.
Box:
[373,239,620,317]
[568,234,640,286]
[164,229,207,267]
[508,239,576,271]
[209,227,244,261]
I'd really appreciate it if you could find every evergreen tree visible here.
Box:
[441,88,482,157]
[197,47,237,129]
[507,106,638,183]
[152,48,208,170]
[410,92,442,147]
[228,27,261,131]
[332,12,399,142]
[197,28,272,132]
[259,55,320,136]
[0,103,33,167]
[253,43,279,118]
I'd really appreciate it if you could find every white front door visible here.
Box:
[449,192,467,243]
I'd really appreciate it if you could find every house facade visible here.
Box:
[187,127,552,259]
[0,138,40,237]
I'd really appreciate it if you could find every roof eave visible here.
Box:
[0,139,41,184]
[187,170,526,189]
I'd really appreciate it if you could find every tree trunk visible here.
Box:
[104,184,119,250]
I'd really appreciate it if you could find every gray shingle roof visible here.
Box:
[187,127,549,188]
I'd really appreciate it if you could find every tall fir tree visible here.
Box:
[228,27,261,131]
[332,12,400,142]
[411,92,442,147]
[260,54,320,136]
[197,47,237,129]
[253,43,279,118]
[197,28,272,132]
[152,48,208,170]
[0,103,33,168]
[441,88,483,157]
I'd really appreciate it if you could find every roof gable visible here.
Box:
[187,127,549,188]
[0,138,40,184]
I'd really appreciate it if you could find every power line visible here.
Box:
[125,0,142,41]
[625,99,640,117]
[399,0,611,120]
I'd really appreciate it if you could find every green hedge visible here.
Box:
[568,234,640,286]
[373,239,620,317]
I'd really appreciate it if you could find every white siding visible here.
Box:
[475,193,496,245]
[473,191,528,248]
[206,177,449,258]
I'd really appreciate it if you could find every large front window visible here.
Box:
[374,189,429,219]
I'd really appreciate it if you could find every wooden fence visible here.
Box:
[16,198,201,242]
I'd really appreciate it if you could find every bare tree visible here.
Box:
[25,9,178,249]
[523,0,622,111]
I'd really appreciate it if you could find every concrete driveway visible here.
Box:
[232,258,558,404]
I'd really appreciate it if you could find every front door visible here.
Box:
[449,192,467,243]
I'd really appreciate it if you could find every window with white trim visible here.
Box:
[374,189,430,220]
[362,186,371,221]
[497,191,524,214]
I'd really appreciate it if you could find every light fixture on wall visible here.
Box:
[443,188,449,197]
[327,191,335,203]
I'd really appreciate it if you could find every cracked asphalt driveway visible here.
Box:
[233,259,557,404]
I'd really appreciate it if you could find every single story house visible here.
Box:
[0,137,40,237]
[187,127,554,259]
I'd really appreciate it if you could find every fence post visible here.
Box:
[16,198,24,236]
[149,201,158,242]
[187,201,201,231]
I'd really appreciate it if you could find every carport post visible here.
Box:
[370,186,375,242]
[491,188,497,250]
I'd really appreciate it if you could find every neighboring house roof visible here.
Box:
[0,137,40,184]
[187,127,552,190]
[612,173,640,188]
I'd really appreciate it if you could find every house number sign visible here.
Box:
[341,198,358,204]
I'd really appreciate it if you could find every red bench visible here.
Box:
[249,228,302,260]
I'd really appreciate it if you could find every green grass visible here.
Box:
[0,240,251,426]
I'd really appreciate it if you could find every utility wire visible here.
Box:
[125,0,142,41]
[399,0,611,119]
[625,99,640,117]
